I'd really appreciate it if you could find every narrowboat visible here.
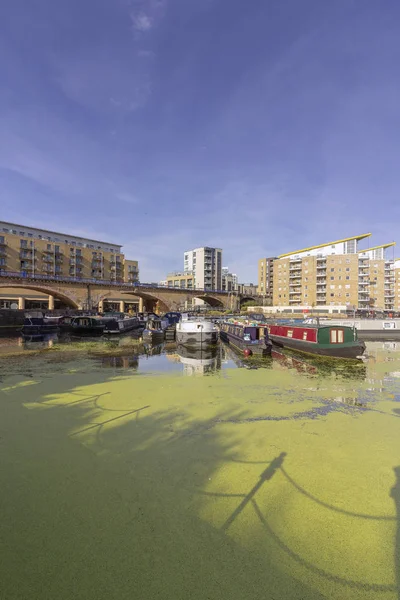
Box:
[305,317,400,341]
[219,321,272,356]
[163,312,182,325]
[99,312,141,334]
[21,316,60,336]
[267,323,365,360]
[142,317,169,343]
[176,315,219,348]
[60,316,105,337]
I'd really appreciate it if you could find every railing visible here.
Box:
[0,271,232,294]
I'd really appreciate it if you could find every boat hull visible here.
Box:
[21,325,59,335]
[61,325,104,337]
[176,330,218,347]
[143,330,165,343]
[219,330,272,356]
[269,334,365,360]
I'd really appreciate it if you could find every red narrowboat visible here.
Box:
[267,323,365,360]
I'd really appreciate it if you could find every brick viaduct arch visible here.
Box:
[0,283,79,309]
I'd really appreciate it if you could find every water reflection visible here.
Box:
[270,348,367,380]
[100,355,139,370]
[176,345,221,376]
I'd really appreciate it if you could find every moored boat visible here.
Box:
[176,315,218,348]
[99,312,141,334]
[219,321,272,356]
[142,317,169,343]
[21,316,59,336]
[60,316,105,337]
[268,323,365,360]
[305,317,400,341]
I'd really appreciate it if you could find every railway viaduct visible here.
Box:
[0,274,258,312]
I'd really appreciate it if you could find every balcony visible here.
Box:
[19,251,35,260]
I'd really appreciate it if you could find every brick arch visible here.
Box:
[0,283,79,308]
[239,296,257,306]
[121,291,172,313]
[193,295,225,308]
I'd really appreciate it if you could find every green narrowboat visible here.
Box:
[268,323,366,360]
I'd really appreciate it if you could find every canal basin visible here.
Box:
[0,340,400,599]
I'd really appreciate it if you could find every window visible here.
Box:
[330,293,334,297]
[330,277,334,280]
[305,277,308,281]
[47,244,51,250]
[20,239,27,248]
[287,330,293,338]
[346,268,350,271]
[303,331,308,340]
[346,276,350,280]
[331,268,334,272]
[330,285,335,289]
[346,293,350,297]
[338,276,342,280]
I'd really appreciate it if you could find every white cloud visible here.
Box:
[131,13,153,31]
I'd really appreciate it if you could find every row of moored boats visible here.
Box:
[21,310,368,361]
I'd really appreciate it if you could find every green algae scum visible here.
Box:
[1,339,400,599]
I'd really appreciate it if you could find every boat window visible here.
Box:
[337,329,344,343]
[330,330,337,343]
[303,331,307,340]
[287,330,293,338]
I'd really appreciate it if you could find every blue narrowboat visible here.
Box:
[219,321,272,356]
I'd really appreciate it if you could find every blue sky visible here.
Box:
[1,0,400,282]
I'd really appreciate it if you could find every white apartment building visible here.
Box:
[184,247,223,290]
[222,267,238,292]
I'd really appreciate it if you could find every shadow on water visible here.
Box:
[0,371,328,600]
[1,349,400,599]
[202,454,400,596]
[391,467,400,599]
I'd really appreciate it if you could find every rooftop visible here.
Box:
[359,242,396,252]
[0,220,121,248]
[278,233,372,258]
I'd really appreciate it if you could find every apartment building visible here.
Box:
[184,247,222,290]
[222,267,238,292]
[394,259,400,311]
[0,221,139,283]
[271,234,397,310]
[166,271,194,289]
[258,257,275,298]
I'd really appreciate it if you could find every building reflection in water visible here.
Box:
[100,355,139,370]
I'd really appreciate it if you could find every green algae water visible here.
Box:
[1,340,400,600]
